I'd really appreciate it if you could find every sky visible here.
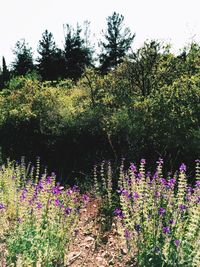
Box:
[0,0,200,67]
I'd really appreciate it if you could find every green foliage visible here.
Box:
[12,39,35,76]
[37,30,66,81]
[64,24,93,80]
[99,12,135,73]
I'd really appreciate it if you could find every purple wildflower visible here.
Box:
[20,188,28,201]
[168,178,176,187]
[52,185,61,195]
[0,203,5,209]
[72,185,79,192]
[64,207,72,215]
[133,192,139,199]
[82,194,90,203]
[153,171,159,179]
[195,181,200,188]
[179,163,186,172]
[140,159,146,164]
[124,229,131,239]
[55,199,61,207]
[114,208,124,218]
[156,158,164,165]
[159,207,166,215]
[195,159,200,163]
[46,176,52,184]
[160,178,167,186]
[155,191,161,198]
[174,240,181,247]
[36,202,42,209]
[169,219,174,225]
[163,226,170,234]
[66,188,73,196]
[130,163,137,173]
[179,204,187,210]
[36,180,43,190]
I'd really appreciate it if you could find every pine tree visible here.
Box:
[37,30,65,81]
[64,24,93,80]
[12,39,35,76]
[0,57,10,88]
[99,12,135,73]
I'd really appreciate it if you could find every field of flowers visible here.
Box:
[0,157,199,266]
[0,158,89,266]
[94,159,200,266]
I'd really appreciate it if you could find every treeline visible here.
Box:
[0,38,199,180]
[0,12,134,87]
[0,12,199,180]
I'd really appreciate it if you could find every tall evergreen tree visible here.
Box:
[63,24,93,80]
[0,57,10,88]
[37,30,65,81]
[12,39,35,76]
[99,12,135,73]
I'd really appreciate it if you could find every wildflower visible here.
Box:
[124,229,131,239]
[130,163,137,173]
[82,194,90,203]
[20,188,28,201]
[195,159,200,163]
[0,203,5,209]
[66,188,73,196]
[168,178,176,187]
[114,208,124,218]
[169,219,174,225]
[140,159,146,164]
[160,178,167,186]
[72,185,79,192]
[153,171,159,179]
[155,191,161,198]
[46,176,52,184]
[55,199,61,207]
[121,189,130,198]
[179,204,187,210]
[52,185,61,195]
[156,158,164,165]
[64,207,72,215]
[159,207,166,215]
[174,239,181,247]
[36,180,43,190]
[163,226,170,234]
[195,181,200,187]
[36,202,42,209]
[179,163,186,172]
[187,186,193,194]
[133,192,139,199]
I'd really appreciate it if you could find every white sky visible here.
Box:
[0,0,200,67]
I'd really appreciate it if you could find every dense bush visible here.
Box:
[0,43,199,178]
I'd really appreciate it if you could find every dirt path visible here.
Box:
[66,198,134,267]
